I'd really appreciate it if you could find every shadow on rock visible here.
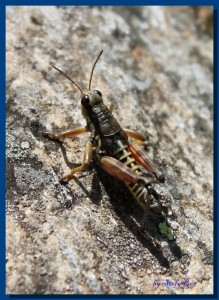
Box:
[92,163,183,269]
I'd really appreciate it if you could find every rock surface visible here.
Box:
[6,6,213,294]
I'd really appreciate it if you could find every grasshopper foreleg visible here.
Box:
[42,127,89,141]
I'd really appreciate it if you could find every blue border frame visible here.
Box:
[3,0,218,5]
[2,3,6,300]
[3,2,218,300]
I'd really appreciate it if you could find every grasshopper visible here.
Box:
[43,50,169,247]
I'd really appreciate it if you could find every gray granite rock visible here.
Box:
[6,6,213,294]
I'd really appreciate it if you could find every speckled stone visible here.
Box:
[6,6,213,294]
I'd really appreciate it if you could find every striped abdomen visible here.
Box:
[112,140,150,211]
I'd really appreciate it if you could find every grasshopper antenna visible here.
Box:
[52,65,83,97]
[88,50,103,91]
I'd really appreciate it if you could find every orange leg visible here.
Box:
[129,143,165,183]
[59,141,93,184]
[42,127,89,141]
[124,129,146,145]
[99,156,161,186]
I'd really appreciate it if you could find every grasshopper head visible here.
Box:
[81,90,103,107]
[81,89,104,118]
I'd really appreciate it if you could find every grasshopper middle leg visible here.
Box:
[59,141,93,184]
[123,128,165,182]
[42,126,92,183]
[124,128,146,145]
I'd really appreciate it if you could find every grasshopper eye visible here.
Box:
[81,95,90,105]
[94,90,102,97]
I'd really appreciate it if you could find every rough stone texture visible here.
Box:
[6,6,213,294]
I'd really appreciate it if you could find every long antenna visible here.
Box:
[88,50,103,90]
[52,65,83,97]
